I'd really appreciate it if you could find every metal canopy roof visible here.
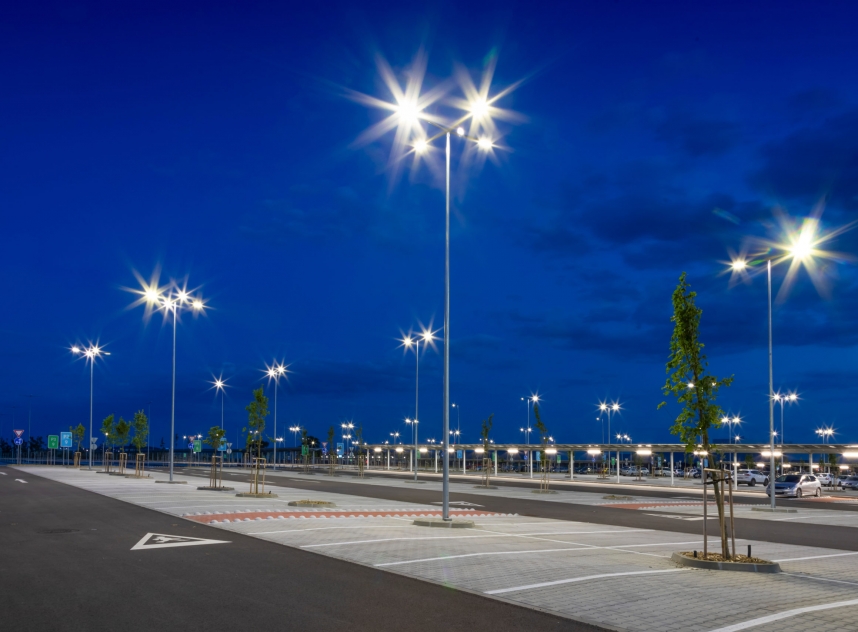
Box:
[365,442,858,455]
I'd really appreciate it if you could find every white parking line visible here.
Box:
[705,598,858,632]
[376,547,594,567]
[773,551,858,563]
[783,573,858,588]
[486,569,685,595]
[249,525,418,535]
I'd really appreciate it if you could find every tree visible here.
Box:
[131,411,149,453]
[658,272,734,559]
[29,436,46,452]
[0,438,10,453]
[101,414,116,452]
[203,425,226,487]
[354,425,365,478]
[744,454,755,469]
[71,423,85,453]
[480,414,494,487]
[114,417,131,453]
[533,404,550,492]
[300,428,309,472]
[244,387,269,463]
[327,426,336,476]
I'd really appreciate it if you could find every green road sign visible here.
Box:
[193,440,202,453]
[48,435,59,450]
[301,445,308,456]
[556,454,562,463]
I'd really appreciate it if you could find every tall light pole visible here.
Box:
[135,279,207,483]
[772,391,798,445]
[211,378,227,429]
[520,395,539,478]
[290,425,301,447]
[351,53,523,521]
[71,344,110,471]
[728,209,856,508]
[265,364,287,466]
[400,328,435,482]
[341,421,354,458]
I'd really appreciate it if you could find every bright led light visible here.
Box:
[177,290,189,303]
[72,346,81,354]
[421,329,435,343]
[456,127,465,136]
[413,138,428,153]
[731,259,747,272]
[687,382,695,389]
[192,300,204,311]
[477,137,493,150]
[397,99,420,122]
[611,403,620,411]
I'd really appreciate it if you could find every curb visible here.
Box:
[671,552,781,573]
[413,518,475,529]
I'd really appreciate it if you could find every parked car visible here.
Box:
[688,468,701,478]
[766,474,822,498]
[815,472,834,486]
[839,475,858,490]
[736,469,769,487]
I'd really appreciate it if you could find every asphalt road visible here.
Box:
[0,466,605,632]
[160,466,858,552]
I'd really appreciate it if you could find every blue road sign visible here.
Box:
[14,437,23,446]
[336,443,344,457]
[456,450,462,459]
[60,432,73,448]
[188,443,194,450]
[217,439,226,451]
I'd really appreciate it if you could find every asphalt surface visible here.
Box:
[161,466,858,552]
[0,465,604,632]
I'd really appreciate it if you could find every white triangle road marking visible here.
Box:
[0,471,7,475]
[130,533,231,551]
[15,479,27,484]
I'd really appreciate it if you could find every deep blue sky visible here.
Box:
[2,1,857,449]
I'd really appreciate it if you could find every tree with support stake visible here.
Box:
[533,405,553,493]
[477,414,494,488]
[658,272,769,566]
[71,423,85,467]
[242,388,269,495]
[203,425,226,488]
[354,425,365,478]
[131,410,149,477]
[327,426,336,477]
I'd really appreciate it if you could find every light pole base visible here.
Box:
[155,480,187,484]
[404,480,427,484]
[413,518,474,529]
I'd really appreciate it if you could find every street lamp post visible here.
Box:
[136,280,207,483]
[729,210,855,509]
[265,364,287,467]
[521,395,539,478]
[401,330,435,482]
[773,392,798,446]
[71,344,110,471]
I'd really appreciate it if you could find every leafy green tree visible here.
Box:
[203,425,226,487]
[480,414,494,487]
[71,423,86,453]
[101,414,116,452]
[533,404,550,491]
[131,411,149,453]
[658,272,733,557]
[114,417,131,453]
[327,426,336,476]
[243,387,269,463]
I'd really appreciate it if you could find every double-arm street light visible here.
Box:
[521,395,539,478]
[728,210,854,508]
[211,377,227,429]
[134,278,207,483]
[265,363,288,466]
[351,51,523,521]
[341,421,355,456]
[400,328,436,482]
[71,343,110,470]
[772,392,798,445]
[815,427,834,444]
[289,425,302,447]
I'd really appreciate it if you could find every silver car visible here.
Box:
[766,474,822,498]
[839,475,858,490]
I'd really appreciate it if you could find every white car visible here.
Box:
[815,472,834,485]
[736,469,769,487]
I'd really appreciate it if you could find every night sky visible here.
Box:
[3,1,857,450]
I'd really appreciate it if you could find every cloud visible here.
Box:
[750,107,858,212]
[655,116,741,157]
[287,358,411,396]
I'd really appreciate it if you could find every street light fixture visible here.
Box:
[71,343,110,471]
[352,51,523,521]
[521,394,540,478]
[772,391,798,445]
[400,328,436,482]
[264,363,288,467]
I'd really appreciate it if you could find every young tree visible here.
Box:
[533,404,550,492]
[131,411,149,453]
[744,454,755,469]
[480,414,494,487]
[71,423,86,453]
[101,414,116,452]
[203,425,226,487]
[244,387,269,462]
[114,417,131,453]
[354,425,365,478]
[327,426,336,476]
[658,272,734,558]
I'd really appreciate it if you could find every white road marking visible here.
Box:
[0,471,7,475]
[15,479,27,483]
[130,533,230,550]
[783,573,858,588]
[376,547,594,567]
[705,598,858,632]
[772,513,858,522]
[773,551,858,563]
[250,525,417,535]
[486,569,686,595]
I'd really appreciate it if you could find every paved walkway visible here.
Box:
[20,466,858,632]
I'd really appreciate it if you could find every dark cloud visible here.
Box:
[656,116,741,157]
[750,108,858,211]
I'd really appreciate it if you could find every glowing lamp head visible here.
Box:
[72,346,81,354]
[456,127,465,136]
[731,259,748,272]
[611,403,620,412]
[413,138,428,153]
[396,99,420,122]
[531,395,539,403]
[599,403,607,411]
[192,299,204,311]
[421,330,434,343]
[177,290,189,303]
[477,137,493,151]
[470,98,489,119]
